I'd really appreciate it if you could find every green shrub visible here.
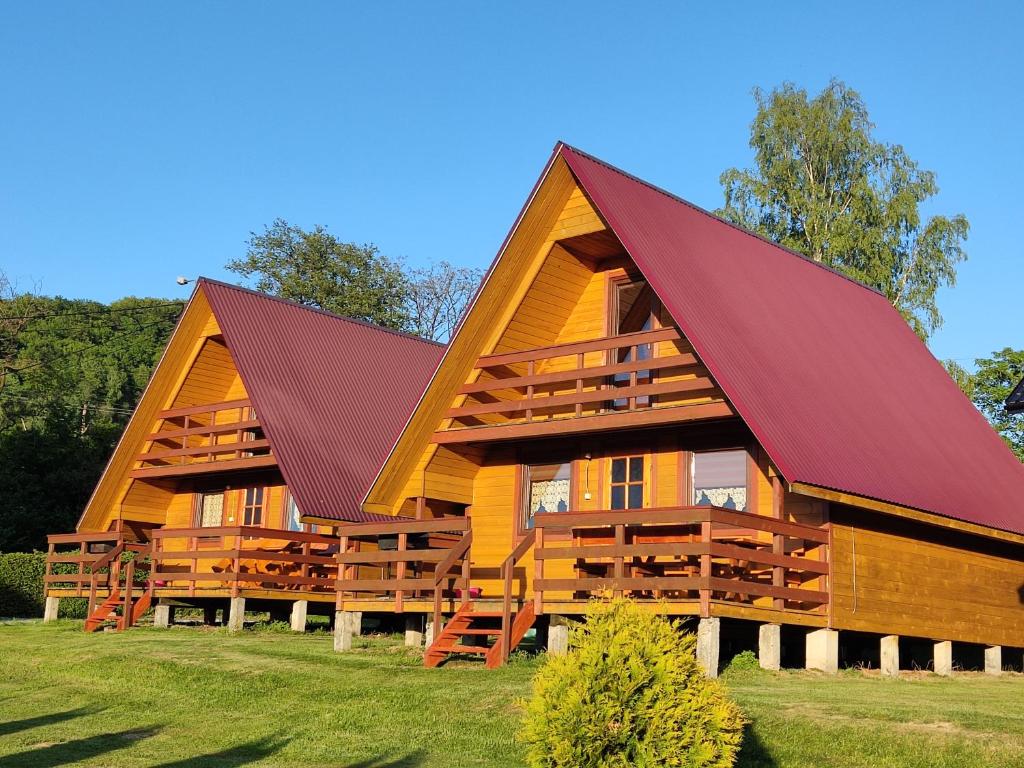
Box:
[521,599,745,768]
[0,552,46,617]
[723,650,760,674]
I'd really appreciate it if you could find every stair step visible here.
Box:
[455,628,503,636]
[466,611,504,618]
[439,644,490,655]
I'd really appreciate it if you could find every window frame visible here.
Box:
[241,486,266,527]
[518,461,576,536]
[608,454,646,510]
[689,448,751,512]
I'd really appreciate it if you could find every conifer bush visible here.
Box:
[521,599,744,768]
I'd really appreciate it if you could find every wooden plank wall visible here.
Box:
[830,506,1024,647]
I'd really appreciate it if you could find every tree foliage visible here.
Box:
[521,599,744,768]
[0,276,180,551]
[228,219,482,342]
[719,80,968,340]
[227,218,413,331]
[946,349,1024,460]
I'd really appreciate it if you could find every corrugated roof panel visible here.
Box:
[560,144,1024,535]
[201,279,443,522]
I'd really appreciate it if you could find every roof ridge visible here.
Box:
[556,142,886,299]
[196,277,446,348]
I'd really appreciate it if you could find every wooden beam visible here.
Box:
[791,482,1024,546]
[128,455,277,479]
[433,402,735,444]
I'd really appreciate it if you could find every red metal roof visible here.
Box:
[201,279,443,522]
[559,144,1024,535]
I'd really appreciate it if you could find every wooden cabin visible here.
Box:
[46,144,1024,677]
[44,279,442,631]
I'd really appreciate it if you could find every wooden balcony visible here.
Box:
[130,399,276,479]
[433,328,734,444]
[533,505,830,621]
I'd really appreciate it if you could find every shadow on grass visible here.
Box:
[0,727,160,768]
[0,707,101,738]
[736,723,778,768]
[148,737,290,767]
[346,750,426,768]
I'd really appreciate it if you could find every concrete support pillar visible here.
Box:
[548,616,570,656]
[405,615,425,647]
[425,619,442,648]
[758,623,781,671]
[334,610,356,652]
[805,628,839,674]
[43,596,60,623]
[880,635,900,677]
[696,617,721,678]
[290,600,308,633]
[985,645,1002,676]
[933,641,953,676]
[227,597,246,632]
[153,604,173,629]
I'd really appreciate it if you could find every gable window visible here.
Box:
[196,491,225,527]
[610,279,658,409]
[242,487,265,526]
[610,456,644,510]
[692,450,747,511]
[522,463,572,530]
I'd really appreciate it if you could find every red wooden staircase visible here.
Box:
[424,529,538,669]
[424,601,536,669]
[83,543,153,633]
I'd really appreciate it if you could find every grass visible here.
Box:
[0,621,1022,767]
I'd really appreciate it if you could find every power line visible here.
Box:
[0,392,136,416]
[0,301,184,322]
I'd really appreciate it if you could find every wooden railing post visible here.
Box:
[395,532,407,612]
[121,556,135,630]
[534,526,545,614]
[525,359,535,422]
[699,517,712,617]
[499,529,536,664]
[231,533,241,599]
[772,476,785,609]
[77,541,86,598]
[613,523,625,598]
[575,353,584,417]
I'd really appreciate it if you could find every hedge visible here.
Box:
[0,552,87,619]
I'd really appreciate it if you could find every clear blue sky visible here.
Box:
[1,2,1020,365]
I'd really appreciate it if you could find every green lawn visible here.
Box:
[1,621,1022,767]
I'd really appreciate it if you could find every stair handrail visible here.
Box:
[499,528,536,664]
[431,529,473,637]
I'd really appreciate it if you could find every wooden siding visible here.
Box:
[830,506,1024,647]
[171,337,246,408]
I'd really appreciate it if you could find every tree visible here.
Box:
[406,260,482,342]
[0,287,180,551]
[227,219,413,331]
[719,80,968,340]
[947,349,1024,460]
[228,219,483,342]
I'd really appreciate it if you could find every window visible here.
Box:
[284,494,304,532]
[196,491,224,527]
[610,456,644,510]
[692,450,747,511]
[611,280,657,409]
[242,487,265,526]
[522,463,572,530]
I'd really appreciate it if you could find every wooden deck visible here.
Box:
[46,506,831,640]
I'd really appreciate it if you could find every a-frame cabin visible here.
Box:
[339,143,1024,674]
[44,279,442,631]
[44,145,1024,678]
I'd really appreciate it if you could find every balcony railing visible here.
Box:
[434,328,734,443]
[533,505,830,615]
[335,517,473,628]
[131,399,275,478]
[45,531,151,615]
[150,526,339,596]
